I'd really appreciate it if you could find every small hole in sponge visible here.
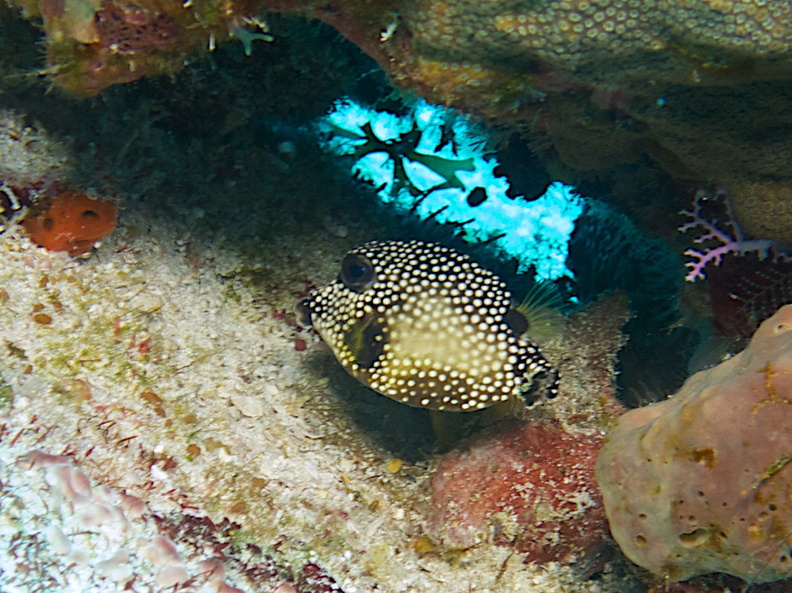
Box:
[679,528,710,548]
[42,217,54,230]
[635,535,647,547]
[81,210,99,219]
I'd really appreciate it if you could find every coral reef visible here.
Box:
[3,0,792,188]
[0,4,763,591]
[11,0,270,95]
[270,2,792,191]
[729,179,792,247]
[427,420,607,566]
[0,169,632,592]
[390,0,792,184]
[0,122,638,591]
[596,304,792,584]
[398,1,792,87]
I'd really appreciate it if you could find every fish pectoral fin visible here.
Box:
[344,312,387,369]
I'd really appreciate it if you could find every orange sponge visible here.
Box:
[22,190,118,256]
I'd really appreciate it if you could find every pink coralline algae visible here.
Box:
[596,304,792,584]
[5,443,345,592]
[426,420,607,565]
[679,189,789,282]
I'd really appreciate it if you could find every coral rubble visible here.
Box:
[596,304,792,584]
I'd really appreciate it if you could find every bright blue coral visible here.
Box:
[317,98,583,283]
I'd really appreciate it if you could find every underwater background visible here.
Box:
[1,1,792,592]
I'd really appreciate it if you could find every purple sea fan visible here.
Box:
[678,188,789,282]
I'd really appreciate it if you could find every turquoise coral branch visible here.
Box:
[317,97,583,282]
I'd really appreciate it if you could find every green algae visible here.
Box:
[0,373,12,409]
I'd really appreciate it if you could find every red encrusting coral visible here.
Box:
[94,1,183,55]
[427,420,607,566]
[54,0,192,95]
[22,190,118,255]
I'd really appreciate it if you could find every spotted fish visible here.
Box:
[298,240,559,412]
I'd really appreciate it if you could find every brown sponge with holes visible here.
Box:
[596,305,792,583]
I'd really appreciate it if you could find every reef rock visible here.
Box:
[427,420,607,565]
[596,305,792,583]
[8,0,792,186]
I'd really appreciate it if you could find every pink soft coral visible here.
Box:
[678,188,788,282]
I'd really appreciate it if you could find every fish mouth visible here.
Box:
[295,298,314,328]
[517,368,560,405]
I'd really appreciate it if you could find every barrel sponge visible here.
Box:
[595,305,792,584]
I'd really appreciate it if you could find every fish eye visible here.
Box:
[340,253,376,292]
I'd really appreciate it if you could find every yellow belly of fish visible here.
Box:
[382,297,507,379]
